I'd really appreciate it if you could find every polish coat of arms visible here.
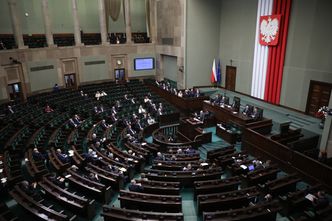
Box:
[259,15,281,46]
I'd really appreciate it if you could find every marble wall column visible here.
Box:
[98,0,109,45]
[124,0,132,44]
[71,0,83,46]
[8,0,25,49]
[41,0,55,47]
[149,0,157,44]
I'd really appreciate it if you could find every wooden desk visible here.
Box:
[216,125,237,144]
[119,190,182,213]
[203,101,253,126]
[102,206,184,221]
[197,187,260,213]
[242,127,332,191]
[194,176,241,198]
[145,168,223,187]
[203,200,281,221]
[146,83,209,114]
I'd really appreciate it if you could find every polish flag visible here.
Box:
[210,59,217,83]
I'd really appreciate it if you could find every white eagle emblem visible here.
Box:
[260,17,279,43]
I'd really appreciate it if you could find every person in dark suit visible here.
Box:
[56,149,70,164]
[127,125,136,136]
[128,180,144,192]
[251,107,260,120]
[312,191,329,210]
[53,83,59,92]
[242,105,252,116]
[110,113,118,123]
[101,119,111,130]
[32,148,48,161]
[133,119,143,132]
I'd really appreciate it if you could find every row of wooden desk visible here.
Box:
[146,83,209,114]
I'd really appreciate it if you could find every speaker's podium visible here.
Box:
[177,118,212,146]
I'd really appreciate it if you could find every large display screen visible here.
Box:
[134,58,155,71]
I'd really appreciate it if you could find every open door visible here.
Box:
[64,73,77,89]
[7,82,23,101]
[114,68,125,81]
[306,80,332,116]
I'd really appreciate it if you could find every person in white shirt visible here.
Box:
[95,91,101,100]
[100,91,107,96]
[178,91,183,97]
[138,105,146,114]
[144,96,150,103]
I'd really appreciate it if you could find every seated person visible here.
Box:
[7,105,14,114]
[138,105,146,114]
[95,91,101,100]
[87,172,100,183]
[199,110,205,122]
[101,119,111,130]
[110,113,118,123]
[82,149,100,163]
[183,163,192,171]
[32,147,48,161]
[251,107,260,120]
[242,105,252,116]
[126,125,136,136]
[44,105,54,113]
[184,147,196,154]
[20,180,40,198]
[212,94,222,104]
[155,152,165,161]
[312,191,329,210]
[133,119,143,132]
[231,101,240,112]
[220,95,229,105]
[147,115,156,125]
[157,107,163,116]
[194,88,200,97]
[128,179,144,192]
[69,114,82,128]
[56,148,70,164]
[100,91,107,97]
[178,91,183,97]
[144,96,151,103]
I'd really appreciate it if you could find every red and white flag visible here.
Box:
[210,59,217,83]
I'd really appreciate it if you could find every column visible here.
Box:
[71,0,83,46]
[124,0,132,44]
[41,0,55,47]
[98,0,109,45]
[149,0,157,44]
[320,90,332,158]
[8,0,26,49]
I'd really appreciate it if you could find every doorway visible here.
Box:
[64,74,77,89]
[114,69,125,81]
[7,82,23,101]
[226,66,236,91]
[306,80,332,117]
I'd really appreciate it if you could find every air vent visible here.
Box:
[84,60,105,66]
[161,38,174,45]
[30,65,54,72]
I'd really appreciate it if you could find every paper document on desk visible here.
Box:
[240,165,247,170]
[305,194,315,202]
